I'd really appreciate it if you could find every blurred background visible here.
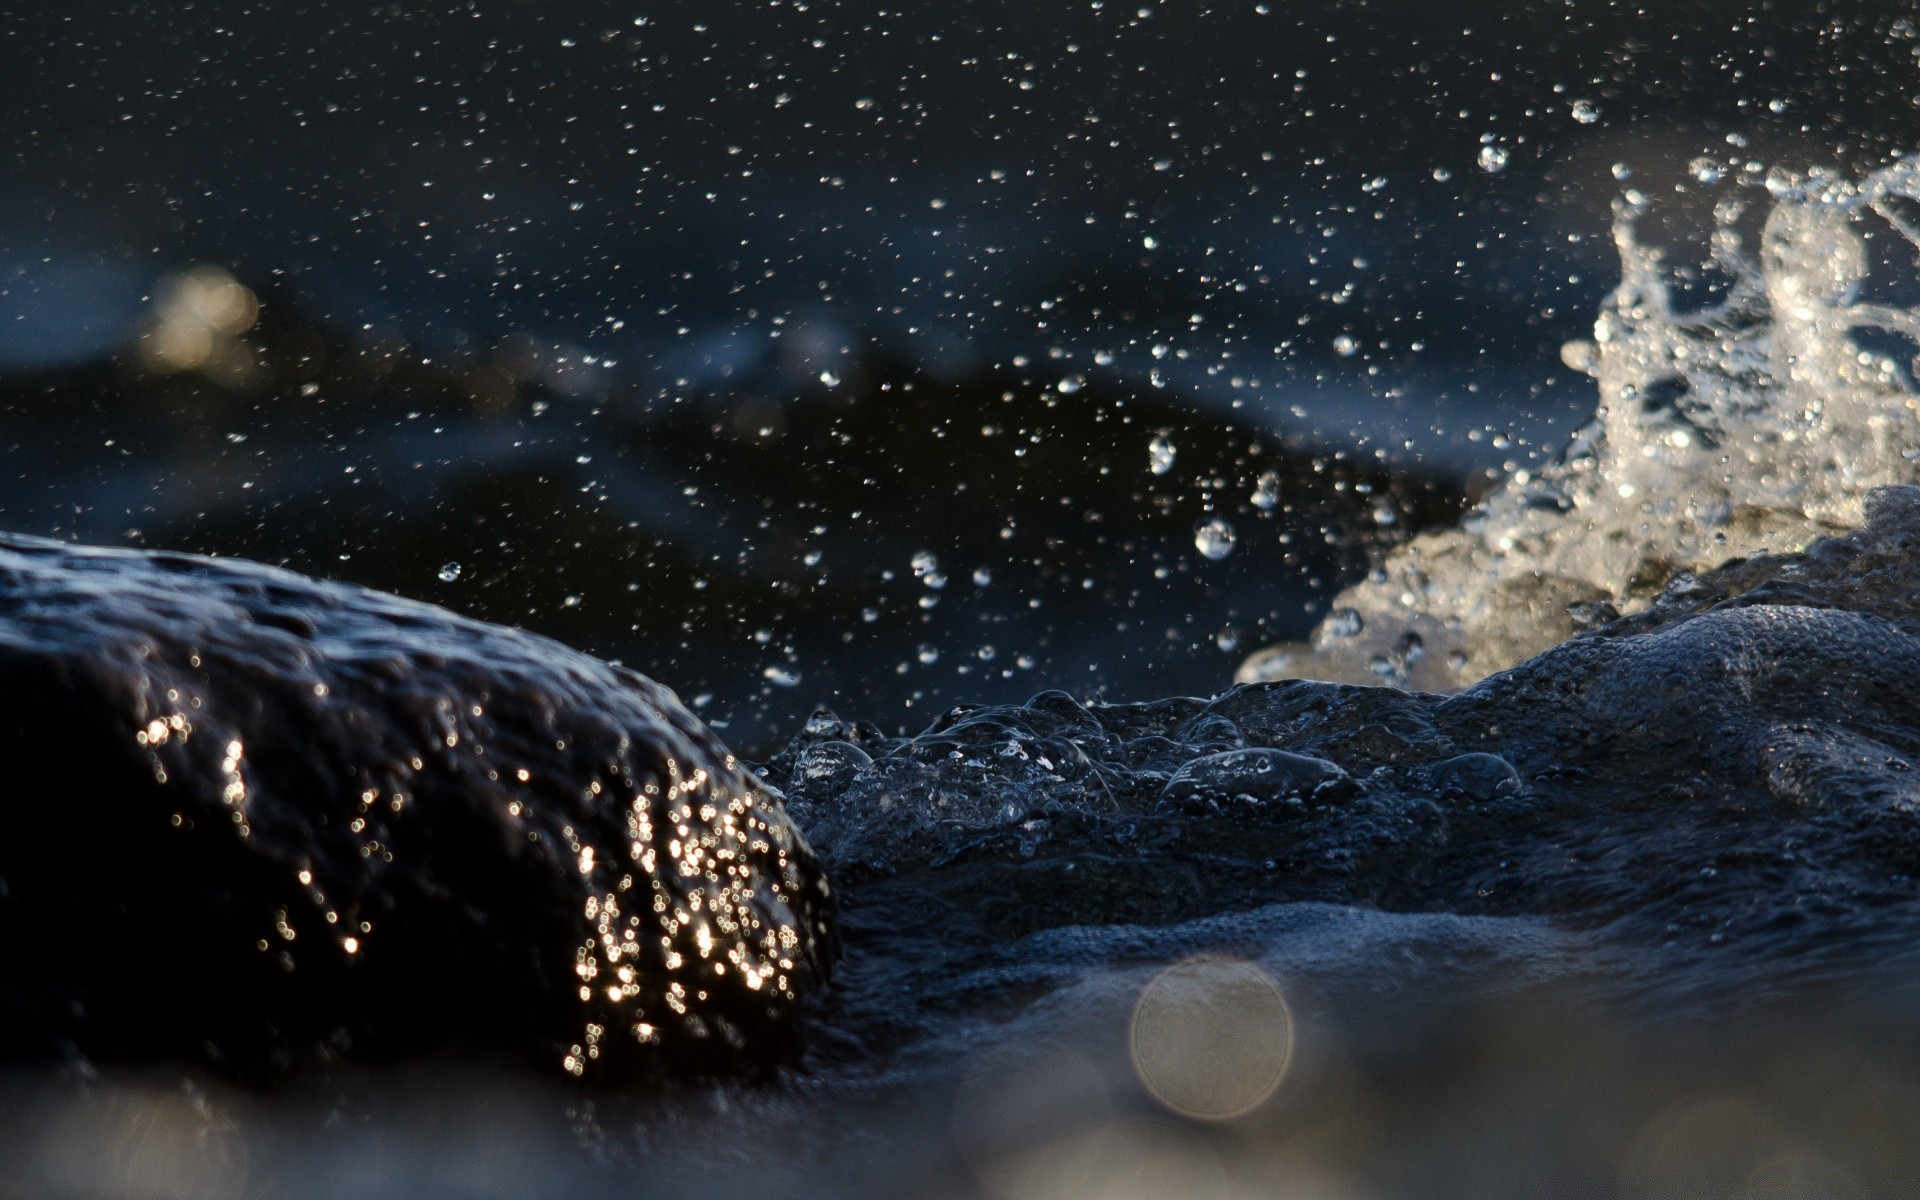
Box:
[3,0,1918,748]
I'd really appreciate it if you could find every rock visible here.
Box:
[0,534,834,1083]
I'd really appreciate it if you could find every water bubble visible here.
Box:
[1251,470,1282,510]
[1431,166,1453,182]
[1215,627,1240,652]
[1477,143,1510,174]
[1689,156,1724,185]
[1611,162,1633,181]
[1569,99,1600,124]
[1148,432,1177,476]
[1194,518,1238,560]
[917,644,941,665]
[1332,334,1359,357]
[1372,500,1398,528]
[763,666,802,687]
[973,566,994,586]
[437,563,462,583]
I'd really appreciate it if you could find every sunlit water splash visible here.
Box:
[1242,157,1920,689]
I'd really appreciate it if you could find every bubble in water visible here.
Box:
[1194,518,1237,560]
[1689,156,1724,185]
[1251,470,1282,510]
[1478,143,1510,174]
[1148,432,1177,476]
[1216,626,1241,652]
[917,644,940,665]
[1332,334,1359,357]
[437,563,462,583]
[1371,500,1398,528]
[1431,166,1453,183]
[1570,99,1601,124]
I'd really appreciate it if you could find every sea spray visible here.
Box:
[1240,158,1920,689]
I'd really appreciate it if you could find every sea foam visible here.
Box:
[1241,158,1920,689]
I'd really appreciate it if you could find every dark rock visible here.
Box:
[0,534,833,1083]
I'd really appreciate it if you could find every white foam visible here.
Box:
[1242,158,1920,690]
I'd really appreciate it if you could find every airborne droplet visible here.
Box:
[1251,470,1282,510]
[1148,432,1177,476]
[1194,518,1238,560]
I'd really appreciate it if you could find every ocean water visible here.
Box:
[10,162,1920,1197]
[7,4,1920,1197]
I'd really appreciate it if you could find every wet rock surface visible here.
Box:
[772,487,1920,1032]
[0,534,833,1083]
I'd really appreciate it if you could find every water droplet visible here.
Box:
[1477,144,1510,174]
[1372,500,1398,528]
[1689,156,1724,185]
[763,666,802,687]
[437,563,462,583]
[1148,432,1177,476]
[1194,518,1238,560]
[1216,626,1241,652]
[1251,470,1282,510]
[1324,607,1364,638]
[1430,166,1452,183]
[1332,334,1359,357]
[1570,99,1600,124]
[917,644,940,665]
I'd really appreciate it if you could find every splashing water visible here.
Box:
[1242,157,1920,690]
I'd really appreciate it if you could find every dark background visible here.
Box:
[2,0,1918,747]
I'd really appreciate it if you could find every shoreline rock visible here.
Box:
[0,534,834,1083]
